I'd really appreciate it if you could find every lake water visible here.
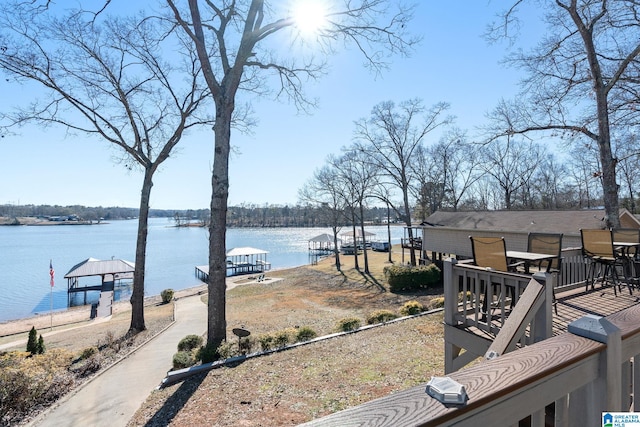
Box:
[0,218,406,322]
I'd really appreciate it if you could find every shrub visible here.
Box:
[336,317,361,332]
[366,309,399,325]
[196,344,219,364]
[295,326,318,342]
[400,300,425,316]
[273,329,293,348]
[430,297,445,309]
[160,288,174,304]
[79,346,98,360]
[383,264,441,292]
[238,336,255,354]
[37,335,46,354]
[215,340,237,359]
[258,334,274,352]
[172,351,195,370]
[177,334,204,352]
[26,326,38,354]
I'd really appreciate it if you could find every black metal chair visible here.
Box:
[580,229,631,296]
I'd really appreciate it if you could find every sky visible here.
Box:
[0,1,546,211]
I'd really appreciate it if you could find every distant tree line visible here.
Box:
[0,203,400,228]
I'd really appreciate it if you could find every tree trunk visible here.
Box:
[129,168,153,333]
[359,203,369,274]
[403,196,416,266]
[207,101,232,348]
[351,219,359,270]
[386,204,392,263]
[332,226,341,271]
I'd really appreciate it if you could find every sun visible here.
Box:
[291,0,328,36]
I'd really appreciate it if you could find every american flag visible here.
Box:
[49,260,55,287]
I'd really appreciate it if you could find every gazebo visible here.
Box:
[339,229,376,246]
[196,247,271,280]
[308,233,339,253]
[64,257,135,315]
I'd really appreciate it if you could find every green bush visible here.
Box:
[215,340,237,359]
[177,334,204,352]
[26,326,38,354]
[336,317,361,332]
[273,329,293,348]
[400,300,425,316]
[196,344,219,364]
[295,326,318,342]
[383,264,441,292]
[37,335,45,354]
[366,309,399,324]
[172,351,195,370]
[258,334,274,352]
[161,288,175,304]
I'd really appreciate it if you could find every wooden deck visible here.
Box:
[553,283,639,335]
[306,257,640,427]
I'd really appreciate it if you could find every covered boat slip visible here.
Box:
[64,257,135,316]
[195,246,271,281]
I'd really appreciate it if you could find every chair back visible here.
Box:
[613,228,640,257]
[580,229,615,259]
[470,236,508,271]
[528,232,563,271]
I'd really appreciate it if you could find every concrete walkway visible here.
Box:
[29,294,208,427]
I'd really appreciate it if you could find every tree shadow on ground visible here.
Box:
[144,372,207,427]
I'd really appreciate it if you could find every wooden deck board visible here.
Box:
[552,283,640,334]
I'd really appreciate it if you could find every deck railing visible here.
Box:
[302,300,640,427]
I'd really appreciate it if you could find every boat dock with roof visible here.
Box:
[195,247,271,282]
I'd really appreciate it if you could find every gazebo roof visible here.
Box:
[226,247,268,257]
[340,229,375,238]
[309,233,338,243]
[64,257,135,279]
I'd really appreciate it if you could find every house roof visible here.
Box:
[421,209,632,235]
[64,258,135,278]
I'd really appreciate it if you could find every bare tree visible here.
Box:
[615,133,640,213]
[335,147,380,274]
[0,4,212,333]
[298,161,348,271]
[567,141,603,209]
[486,1,640,228]
[418,128,482,213]
[167,0,418,347]
[479,136,544,209]
[354,99,451,265]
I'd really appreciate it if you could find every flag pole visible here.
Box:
[49,259,55,332]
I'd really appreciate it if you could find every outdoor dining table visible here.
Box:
[506,250,557,274]
[613,241,640,282]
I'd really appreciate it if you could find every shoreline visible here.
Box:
[0,268,291,339]
[0,281,210,338]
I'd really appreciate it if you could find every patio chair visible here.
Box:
[516,232,564,314]
[469,236,514,318]
[470,236,510,272]
[580,229,630,296]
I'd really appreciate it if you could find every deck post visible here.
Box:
[531,271,554,343]
[444,258,458,373]
[568,315,623,421]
